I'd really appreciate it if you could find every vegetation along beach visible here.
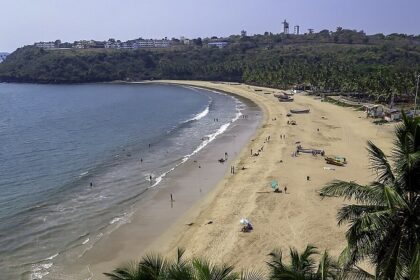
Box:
[0,1,419,280]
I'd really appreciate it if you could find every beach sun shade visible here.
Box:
[240,218,250,225]
[271,180,278,190]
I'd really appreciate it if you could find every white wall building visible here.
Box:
[132,39,170,49]
[180,36,190,45]
[34,42,56,49]
[207,41,228,48]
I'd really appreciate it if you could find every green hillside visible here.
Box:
[1,30,419,102]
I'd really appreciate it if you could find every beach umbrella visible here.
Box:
[271,180,278,190]
[240,218,249,225]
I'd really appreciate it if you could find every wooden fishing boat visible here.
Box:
[276,94,294,102]
[290,108,310,114]
[325,157,345,166]
[333,156,347,164]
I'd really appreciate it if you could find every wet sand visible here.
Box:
[143,81,395,271]
[74,87,262,279]
[78,81,395,278]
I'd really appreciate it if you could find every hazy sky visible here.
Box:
[0,0,419,52]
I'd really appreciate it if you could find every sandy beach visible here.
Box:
[83,81,395,278]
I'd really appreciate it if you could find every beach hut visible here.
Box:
[384,109,402,122]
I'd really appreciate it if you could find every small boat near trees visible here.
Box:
[290,108,310,114]
[324,157,345,166]
[275,93,294,102]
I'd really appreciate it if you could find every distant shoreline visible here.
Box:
[68,81,264,279]
[100,80,395,277]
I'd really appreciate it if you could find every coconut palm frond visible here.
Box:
[103,261,141,280]
[367,140,395,184]
[167,248,193,280]
[382,185,409,210]
[338,246,352,269]
[139,253,167,280]
[192,258,237,280]
[376,230,403,280]
[336,204,387,226]
[176,247,186,264]
[298,245,318,274]
[192,258,212,280]
[409,244,420,280]
[167,263,194,280]
[317,250,340,280]
[239,269,265,280]
[320,180,380,204]
[267,246,325,280]
[342,265,375,280]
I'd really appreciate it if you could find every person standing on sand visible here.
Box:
[284,186,287,193]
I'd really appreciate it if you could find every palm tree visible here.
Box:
[104,248,189,280]
[104,248,264,280]
[266,244,341,280]
[320,114,420,280]
[192,258,238,280]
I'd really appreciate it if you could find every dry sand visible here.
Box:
[145,81,395,271]
[85,81,396,278]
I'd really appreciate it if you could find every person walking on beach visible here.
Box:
[149,175,152,183]
[284,186,287,193]
[140,158,143,163]
[225,152,228,160]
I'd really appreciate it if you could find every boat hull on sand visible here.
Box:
[290,109,310,114]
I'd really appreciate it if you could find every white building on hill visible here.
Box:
[34,42,56,49]
[134,39,170,48]
[207,41,228,48]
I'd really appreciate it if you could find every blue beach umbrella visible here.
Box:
[271,180,278,190]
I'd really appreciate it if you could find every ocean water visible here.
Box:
[0,83,244,279]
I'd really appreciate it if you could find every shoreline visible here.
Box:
[63,82,264,279]
[123,81,395,270]
[56,80,395,279]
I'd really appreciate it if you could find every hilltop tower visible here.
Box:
[294,25,300,35]
[282,20,289,34]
